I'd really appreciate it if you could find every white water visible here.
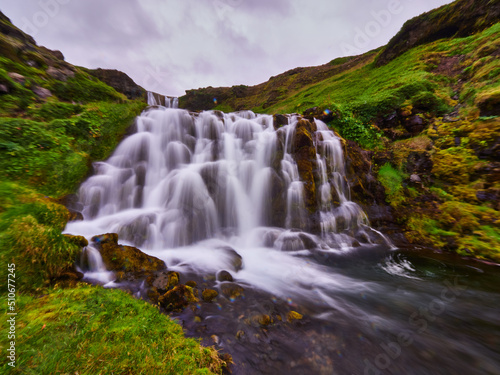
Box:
[65,106,390,300]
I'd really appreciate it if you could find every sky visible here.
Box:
[2,0,452,96]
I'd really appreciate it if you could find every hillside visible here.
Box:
[180,0,500,262]
[0,12,229,374]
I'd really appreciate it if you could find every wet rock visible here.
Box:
[159,284,198,311]
[186,280,197,288]
[151,271,179,290]
[92,233,166,278]
[273,114,288,130]
[217,270,234,282]
[287,311,303,322]
[202,288,219,302]
[219,246,243,271]
[220,283,245,300]
[63,234,88,248]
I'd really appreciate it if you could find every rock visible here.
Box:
[273,114,288,130]
[218,246,243,271]
[91,233,118,244]
[292,119,319,219]
[202,288,219,302]
[476,91,500,117]
[404,115,426,134]
[89,68,146,100]
[63,234,88,248]
[257,314,273,326]
[410,174,422,184]
[216,270,234,282]
[46,66,74,81]
[0,84,8,93]
[287,311,303,322]
[405,151,433,175]
[186,280,197,288]
[91,233,166,278]
[32,86,52,99]
[7,72,25,84]
[151,271,179,290]
[158,284,198,311]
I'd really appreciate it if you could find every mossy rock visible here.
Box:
[287,311,303,322]
[158,285,199,312]
[202,288,219,302]
[63,234,88,248]
[92,233,166,278]
[476,89,500,117]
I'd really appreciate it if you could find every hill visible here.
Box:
[180,0,500,261]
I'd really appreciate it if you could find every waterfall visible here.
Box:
[66,106,389,291]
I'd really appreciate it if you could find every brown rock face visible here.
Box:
[89,68,146,100]
[292,120,318,214]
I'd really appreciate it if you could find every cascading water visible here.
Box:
[67,106,387,287]
[64,105,500,375]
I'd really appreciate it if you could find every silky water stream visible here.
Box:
[65,105,500,375]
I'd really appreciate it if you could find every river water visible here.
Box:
[65,106,500,374]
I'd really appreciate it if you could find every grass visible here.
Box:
[0,285,227,374]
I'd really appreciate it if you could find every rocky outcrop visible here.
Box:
[292,119,318,211]
[88,68,146,100]
[376,0,500,66]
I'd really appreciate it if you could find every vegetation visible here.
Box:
[0,12,227,374]
[1,285,227,375]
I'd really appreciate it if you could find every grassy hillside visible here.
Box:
[180,0,500,262]
[0,12,228,374]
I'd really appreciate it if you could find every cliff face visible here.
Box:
[88,68,146,100]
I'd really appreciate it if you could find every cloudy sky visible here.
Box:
[2,0,452,96]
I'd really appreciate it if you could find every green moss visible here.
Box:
[377,163,406,207]
[432,147,480,185]
[1,285,228,374]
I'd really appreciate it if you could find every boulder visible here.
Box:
[202,288,219,302]
[91,233,166,279]
[7,72,25,84]
[158,285,198,311]
[32,86,52,99]
[46,66,74,81]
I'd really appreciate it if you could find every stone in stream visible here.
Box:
[216,270,234,282]
[202,288,219,302]
[91,233,166,280]
[159,285,198,312]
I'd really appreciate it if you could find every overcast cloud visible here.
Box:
[2,0,452,96]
